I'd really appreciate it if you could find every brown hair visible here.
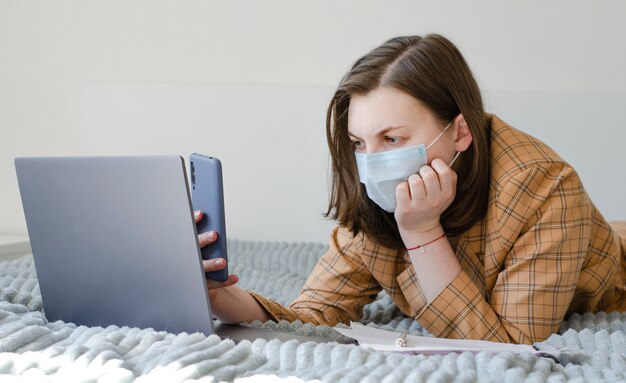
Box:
[325,34,491,249]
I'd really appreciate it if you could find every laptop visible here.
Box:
[14,155,349,344]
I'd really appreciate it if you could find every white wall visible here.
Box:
[1,0,625,243]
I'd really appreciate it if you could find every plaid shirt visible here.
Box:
[250,115,625,344]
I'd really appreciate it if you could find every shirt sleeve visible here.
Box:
[249,226,382,325]
[416,163,600,344]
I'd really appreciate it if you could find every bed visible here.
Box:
[0,238,624,382]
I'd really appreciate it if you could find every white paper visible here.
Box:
[336,322,552,356]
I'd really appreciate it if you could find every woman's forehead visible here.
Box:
[347,87,436,136]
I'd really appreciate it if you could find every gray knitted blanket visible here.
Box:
[0,239,625,382]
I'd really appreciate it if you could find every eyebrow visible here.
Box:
[347,126,407,140]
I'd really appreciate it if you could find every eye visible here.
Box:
[385,136,401,145]
[351,139,364,151]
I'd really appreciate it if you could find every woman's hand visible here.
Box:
[393,160,462,302]
[193,210,270,324]
[394,158,457,243]
[194,210,239,290]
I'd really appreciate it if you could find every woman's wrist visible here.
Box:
[212,285,270,324]
[406,232,446,252]
[400,224,445,250]
[403,223,461,302]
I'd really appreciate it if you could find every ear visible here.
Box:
[453,114,472,152]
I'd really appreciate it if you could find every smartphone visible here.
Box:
[190,153,228,282]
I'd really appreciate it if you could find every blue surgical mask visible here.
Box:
[355,122,459,212]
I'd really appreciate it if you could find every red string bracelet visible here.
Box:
[406,233,446,253]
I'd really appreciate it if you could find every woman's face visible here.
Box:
[347,87,458,164]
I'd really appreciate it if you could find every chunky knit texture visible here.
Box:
[0,239,624,382]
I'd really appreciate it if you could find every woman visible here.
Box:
[196,34,626,344]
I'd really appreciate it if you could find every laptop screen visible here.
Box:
[15,155,214,335]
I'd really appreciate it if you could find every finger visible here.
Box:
[203,258,226,272]
[395,180,411,208]
[198,231,217,248]
[407,173,426,200]
[431,158,456,197]
[418,165,441,197]
[206,274,239,290]
[194,210,204,223]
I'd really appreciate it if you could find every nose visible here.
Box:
[365,142,385,154]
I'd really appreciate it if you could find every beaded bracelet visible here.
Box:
[406,233,446,253]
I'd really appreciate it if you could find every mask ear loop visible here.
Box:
[425,122,459,166]
[449,151,461,166]
[425,122,452,150]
